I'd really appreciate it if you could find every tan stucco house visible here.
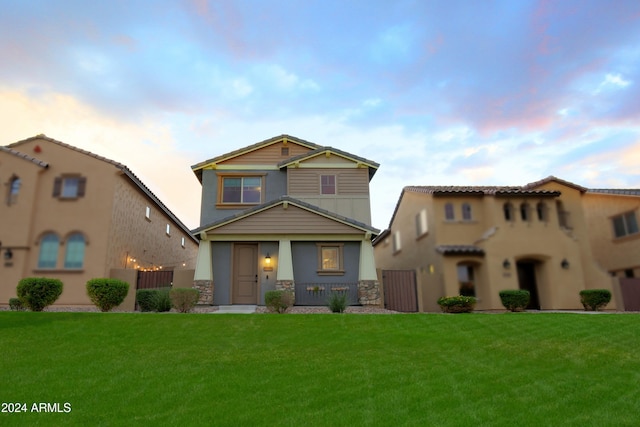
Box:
[374,176,621,312]
[0,135,198,310]
[191,134,380,307]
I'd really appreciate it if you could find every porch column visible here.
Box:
[358,238,381,306]
[276,239,295,298]
[193,239,214,304]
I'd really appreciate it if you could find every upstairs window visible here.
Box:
[556,201,571,229]
[53,176,86,199]
[520,203,531,221]
[166,224,171,236]
[392,231,402,253]
[320,175,336,195]
[64,233,86,269]
[221,176,262,204]
[416,209,428,237]
[462,203,472,221]
[444,203,455,221]
[503,202,514,222]
[612,211,639,238]
[38,233,60,269]
[7,175,20,205]
[536,202,548,222]
[145,206,151,220]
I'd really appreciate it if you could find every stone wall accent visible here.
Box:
[358,280,381,306]
[194,280,214,305]
[276,280,295,302]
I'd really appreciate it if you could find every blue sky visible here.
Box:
[2,0,639,230]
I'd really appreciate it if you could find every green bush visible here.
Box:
[264,290,294,313]
[327,291,348,313]
[9,297,26,311]
[579,289,612,311]
[136,288,172,312]
[170,288,200,313]
[499,290,530,312]
[437,295,477,313]
[16,277,63,311]
[86,278,129,312]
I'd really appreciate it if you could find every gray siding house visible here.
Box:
[191,135,381,307]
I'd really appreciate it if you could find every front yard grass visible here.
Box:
[1,312,639,426]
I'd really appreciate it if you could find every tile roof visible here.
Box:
[523,176,587,192]
[0,146,49,168]
[587,189,640,196]
[404,186,560,196]
[6,135,197,243]
[193,195,380,236]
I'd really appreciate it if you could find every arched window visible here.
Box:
[503,202,514,221]
[64,233,86,269]
[536,202,548,222]
[556,201,570,228]
[520,203,531,221]
[38,233,59,268]
[462,203,472,221]
[457,263,476,297]
[445,203,455,221]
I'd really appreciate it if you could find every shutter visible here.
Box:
[53,177,62,197]
[77,177,87,197]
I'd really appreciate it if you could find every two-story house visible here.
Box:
[190,135,380,307]
[0,135,198,310]
[374,176,619,312]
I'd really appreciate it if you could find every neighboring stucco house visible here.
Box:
[190,134,380,307]
[373,176,619,312]
[583,189,640,278]
[0,135,198,310]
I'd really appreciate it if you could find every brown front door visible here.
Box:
[232,244,258,304]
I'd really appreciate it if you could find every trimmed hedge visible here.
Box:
[264,290,294,313]
[16,277,63,311]
[170,288,200,313]
[9,297,26,311]
[136,288,172,312]
[437,296,477,313]
[86,278,129,312]
[499,290,530,312]
[579,289,612,311]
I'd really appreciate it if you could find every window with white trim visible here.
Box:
[166,224,171,236]
[392,231,402,253]
[317,243,344,275]
[145,206,151,220]
[221,176,262,204]
[612,211,639,238]
[462,203,472,221]
[53,176,87,199]
[64,233,86,269]
[416,209,428,237]
[38,233,59,269]
[320,175,336,195]
[445,203,455,221]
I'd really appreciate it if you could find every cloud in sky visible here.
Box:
[1,0,640,230]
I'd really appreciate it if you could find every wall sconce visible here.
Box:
[502,259,511,269]
[263,253,273,271]
[4,249,13,260]
[429,264,435,274]
[561,258,570,269]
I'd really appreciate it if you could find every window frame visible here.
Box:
[392,231,402,254]
[53,175,86,200]
[316,243,344,275]
[7,175,20,206]
[64,233,86,269]
[461,203,472,221]
[37,233,60,269]
[612,210,639,239]
[216,173,265,208]
[444,203,455,221]
[320,174,337,195]
[416,209,428,238]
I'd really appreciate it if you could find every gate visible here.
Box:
[382,270,418,312]
[136,270,174,290]
[619,278,640,311]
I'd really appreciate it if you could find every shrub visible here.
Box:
[9,297,26,311]
[86,278,129,312]
[499,290,530,312]
[170,288,200,313]
[327,291,348,313]
[16,277,63,311]
[580,289,612,311]
[264,290,294,313]
[136,288,172,312]
[437,295,477,313]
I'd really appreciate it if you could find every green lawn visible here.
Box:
[1,312,639,426]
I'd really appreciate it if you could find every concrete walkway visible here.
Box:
[213,305,257,314]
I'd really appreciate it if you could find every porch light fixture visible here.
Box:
[561,258,570,269]
[4,249,13,260]
[264,253,273,271]
[502,259,511,269]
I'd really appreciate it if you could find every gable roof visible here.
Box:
[523,176,587,193]
[193,196,379,237]
[6,135,197,243]
[278,146,379,179]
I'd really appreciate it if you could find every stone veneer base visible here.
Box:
[358,280,381,306]
[193,280,214,305]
